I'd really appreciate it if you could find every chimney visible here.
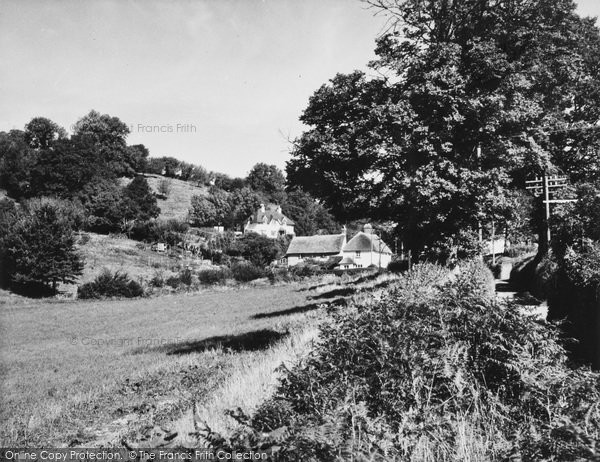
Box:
[276,205,282,214]
[363,223,373,234]
[259,203,265,212]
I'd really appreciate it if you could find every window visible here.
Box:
[355,251,361,259]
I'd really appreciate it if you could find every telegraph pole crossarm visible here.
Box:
[525,173,577,247]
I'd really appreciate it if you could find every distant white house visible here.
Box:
[285,231,346,266]
[244,204,295,239]
[338,224,392,270]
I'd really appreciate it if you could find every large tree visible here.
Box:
[247,163,286,204]
[189,188,231,227]
[0,198,84,294]
[30,136,101,198]
[24,117,67,150]
[282,188,339,236]
[0,130,36,199]
[287,0,600,254]
[72,110,134,177]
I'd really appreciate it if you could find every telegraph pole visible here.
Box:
[544,174,551,243]
[525,174,576,248]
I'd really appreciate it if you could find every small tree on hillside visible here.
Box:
[157,178,172,197]
[124,176,160,222]
[0,199,84,294]
[79,178,129,233]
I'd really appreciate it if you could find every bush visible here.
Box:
[289,263,324,279]
[548,242,600,368]
[227,233,284,268]
[197,268,231,285]
[387,259,409,273]
[453,259,495,300]
[78,269,144,299]
[231,262,264,282]
[179,268,193,286]
[149,272,164,287]
[157,178,172,197]
[198,261,600,460]
[131,219,189,246]
[165,275,181,289]
[267,266,294,283]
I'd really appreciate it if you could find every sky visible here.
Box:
[1,0,599,177]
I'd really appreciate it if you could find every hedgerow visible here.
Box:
[195,261,600,461]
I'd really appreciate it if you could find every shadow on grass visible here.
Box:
[1,281,57,298]
[132,329,287,356]
[298,281,339,292]
[298,271,382,293]
[310,287,356,300]
[253,297,348,319]
[351,271,383,286]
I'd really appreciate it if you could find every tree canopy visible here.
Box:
[247,163,286,204]
[0,198,84,294]
[287,0,600,254]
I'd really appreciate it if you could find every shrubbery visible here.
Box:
[227,233,285,268]
[197,262,600,460]
[547,241,600,368]
[197,268,231,285]
[230,262,264,282]
[78,269,144,299]
[387,259,409,273]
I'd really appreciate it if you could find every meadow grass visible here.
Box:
[0,283,322,446]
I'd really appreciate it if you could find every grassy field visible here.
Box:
[0,270,395,448]
[0,283,327,447]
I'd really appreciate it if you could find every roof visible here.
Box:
[248,204,294,225]
[344,232,392,254]
[286,234,345,255]
[338,256,356,266]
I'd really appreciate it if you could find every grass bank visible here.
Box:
[201,261,600,461]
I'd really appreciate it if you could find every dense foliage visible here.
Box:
[199,261,600,460]
[287,0,600,255]
[78,269,144,299]
[226,233,287,268]
[0,198,84,295]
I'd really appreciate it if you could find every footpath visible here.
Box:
[494,262,548,320]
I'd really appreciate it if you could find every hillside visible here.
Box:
[122,174,208,221]
[52,232,214,297]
